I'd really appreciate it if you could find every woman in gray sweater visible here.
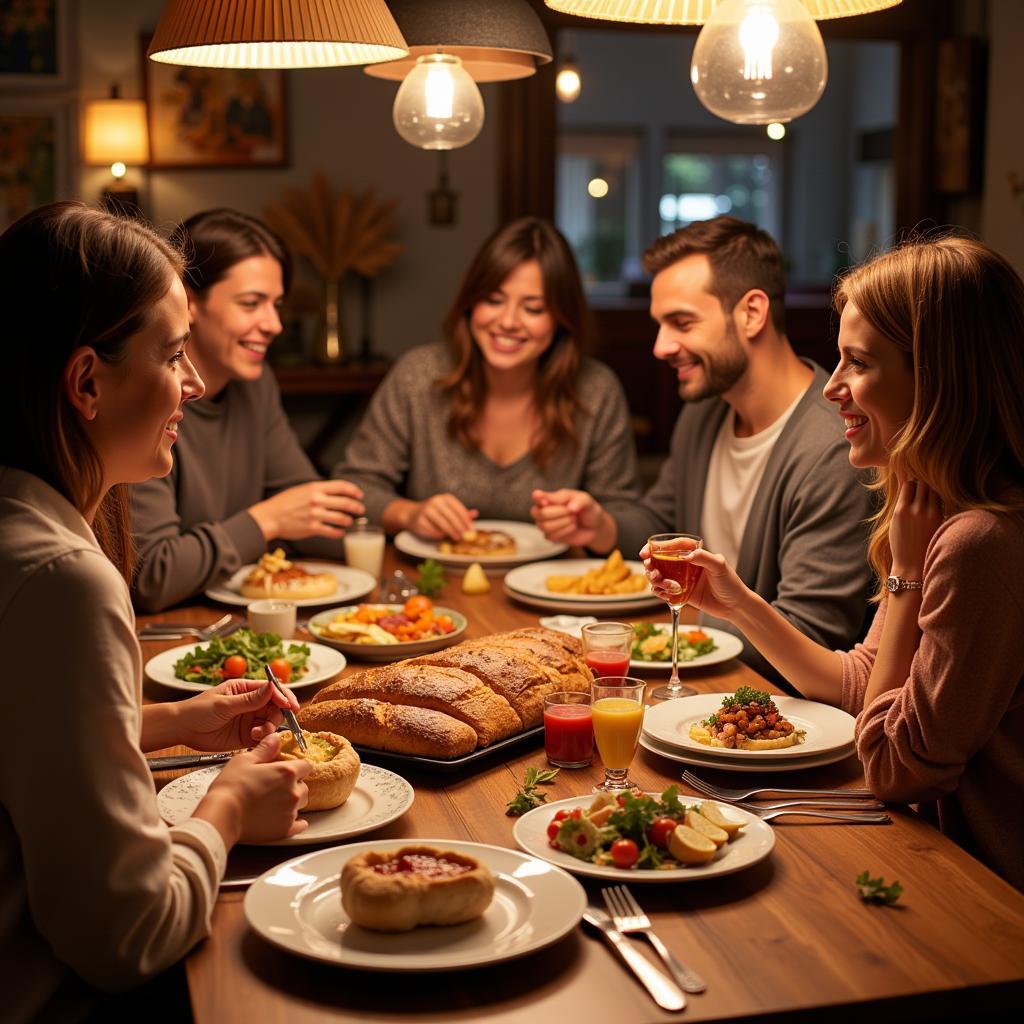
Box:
[334,218,639,539]
[131,210,364,611]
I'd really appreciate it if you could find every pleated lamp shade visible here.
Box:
[543,0,902,25]
[364,0,553,83]
[147,0,408,69]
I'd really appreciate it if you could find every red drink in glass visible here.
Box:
[543,703,594,767]
[586,650,631,678]
[649,553,704,606]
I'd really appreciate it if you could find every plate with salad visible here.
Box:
[144,628,346,694]
[512,787,774,883]
[629,623,744,671]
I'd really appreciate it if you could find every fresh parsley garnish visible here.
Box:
[505,765,560,816]
[416,558,446,597]
[856,871,904,905]
[722,686,773,707]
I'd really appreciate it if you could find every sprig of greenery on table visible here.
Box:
[506,766,560,816]
[856,870,904,905]
[416,559,446,596]
[172,629,310,685]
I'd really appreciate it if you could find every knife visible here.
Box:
[265,663,307,752]
[147,752,232,772]
[582,908,686,1011]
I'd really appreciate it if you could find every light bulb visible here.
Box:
[110,161,127,179]
[393,53,484,151]
[766,121,786,140]
[588,177,609,198]
[556,61,581,103]
[691,0,827,125]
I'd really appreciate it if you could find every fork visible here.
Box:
[681,769,874,801]
[138,613,234,642]
[739,804,890,823]
[602,885,706,993]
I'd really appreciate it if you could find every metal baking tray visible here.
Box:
[350,724,544,774]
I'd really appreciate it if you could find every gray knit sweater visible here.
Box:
[332,343,640,525]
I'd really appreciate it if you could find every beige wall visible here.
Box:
[982,0,1024,277]
[77,0,501,360]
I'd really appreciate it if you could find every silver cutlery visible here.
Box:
[681,769,874,802]
[743,797,884,811]
[738,804,890,824]
[265,663,306,752]
[219,876,259,891]
[139,613,235,642]
[602,885,706,994]
[147,752,233,772]
[581,908,686,1011]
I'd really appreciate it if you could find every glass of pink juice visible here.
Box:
[581,622,634,680]
[543,692,593,768]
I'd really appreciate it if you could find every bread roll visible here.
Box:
[277,730,360,811]
[314,663,522,746]
[297,698,477,758]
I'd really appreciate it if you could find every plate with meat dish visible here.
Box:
[243,839,586,971]
[205,549,377,608]
[638,730,856,773]
[394,519,568,569]
[642,689,856,760]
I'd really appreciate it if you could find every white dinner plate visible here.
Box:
[504,559,663,614]
[643,694,856,760]
[513,795,774,883]
[639,731,857,773]
[145,640,346,695]
[205,562,377,608]
[629,624,745,671]
[307,604,468,661]
[158,763,414,846]
[394,520,568,569]
[243,839,586,970]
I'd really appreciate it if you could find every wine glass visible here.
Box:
[591,678,646,794]
[647,533,704,701]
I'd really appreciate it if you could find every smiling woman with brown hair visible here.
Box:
[334,217,639,540]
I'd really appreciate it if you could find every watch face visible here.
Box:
[886,576,899,593]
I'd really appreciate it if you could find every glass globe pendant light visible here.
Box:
[691,0,827,124]
[393,52,485,150]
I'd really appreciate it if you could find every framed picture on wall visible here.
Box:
[142,35,289,169]
[0,0,73,87]
[0,97,71,232]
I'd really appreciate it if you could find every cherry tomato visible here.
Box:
[616,795,628,807]
[569,808,582,820]
[267,657,292,684]
[610,838,639,869]
[222,655,247,679]
[547,821,561,841]
[647,817,679,849]
[553,809,571,822]
[403,595,434,619]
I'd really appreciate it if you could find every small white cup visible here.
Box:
[247,599,297,638]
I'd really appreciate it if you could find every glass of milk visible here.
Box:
[343,518,385,580]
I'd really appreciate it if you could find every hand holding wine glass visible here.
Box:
[645,533,704,700]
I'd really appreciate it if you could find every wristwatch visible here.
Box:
[886,575,923,594]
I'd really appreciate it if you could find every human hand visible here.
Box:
[889,476,943,580]
[249,479,365,542]
[408,493,477,541]
[202,732,311,842]
[640,542,750,622]
[176,678,298,752]
[530,489,612,549]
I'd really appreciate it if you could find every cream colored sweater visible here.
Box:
[838,508,1024,891]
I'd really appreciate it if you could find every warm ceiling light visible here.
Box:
[84,88,149,169]
[147,0,408,69]
[543,0,902,25]
[365,0,552,83]
[556,58,582,102]
[766,120,786,139]
[392,53,485,150]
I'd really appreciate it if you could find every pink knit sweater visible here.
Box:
[838,508,1024,891]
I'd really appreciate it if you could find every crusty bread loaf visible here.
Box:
[313,663,523,746]
[305,628,590,758]
[298,698,477,758]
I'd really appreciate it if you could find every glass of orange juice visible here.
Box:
[591,678,646,794]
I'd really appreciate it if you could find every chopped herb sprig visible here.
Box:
[506,766,560,816]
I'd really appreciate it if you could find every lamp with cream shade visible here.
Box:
[84,86,149,215]
[543,0,902,23]
[147,0,408,69]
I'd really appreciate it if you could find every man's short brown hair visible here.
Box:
[643,215,786,333]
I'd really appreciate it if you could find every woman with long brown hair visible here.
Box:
[335,217,638,539]
[643,236,1024,890]
[130,208,365,612]
[0,203,312,1019]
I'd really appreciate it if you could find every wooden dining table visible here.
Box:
[141,549,1024,1023]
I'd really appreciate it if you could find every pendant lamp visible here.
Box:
[543,0,902,25]
[147,0,407,69]
[365,0,552,82]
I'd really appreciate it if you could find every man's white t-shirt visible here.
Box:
[700,389,807,568]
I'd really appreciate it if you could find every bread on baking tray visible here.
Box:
[299,627,589,759]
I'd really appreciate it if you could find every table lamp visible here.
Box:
[83,86,149,216]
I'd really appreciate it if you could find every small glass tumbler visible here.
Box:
[581,622,633,680]
[543,692,593,768]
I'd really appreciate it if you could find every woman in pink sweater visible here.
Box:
[644,237,1024,890]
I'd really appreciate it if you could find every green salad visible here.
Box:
[631,622,717,663]
[172,629,310,685]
